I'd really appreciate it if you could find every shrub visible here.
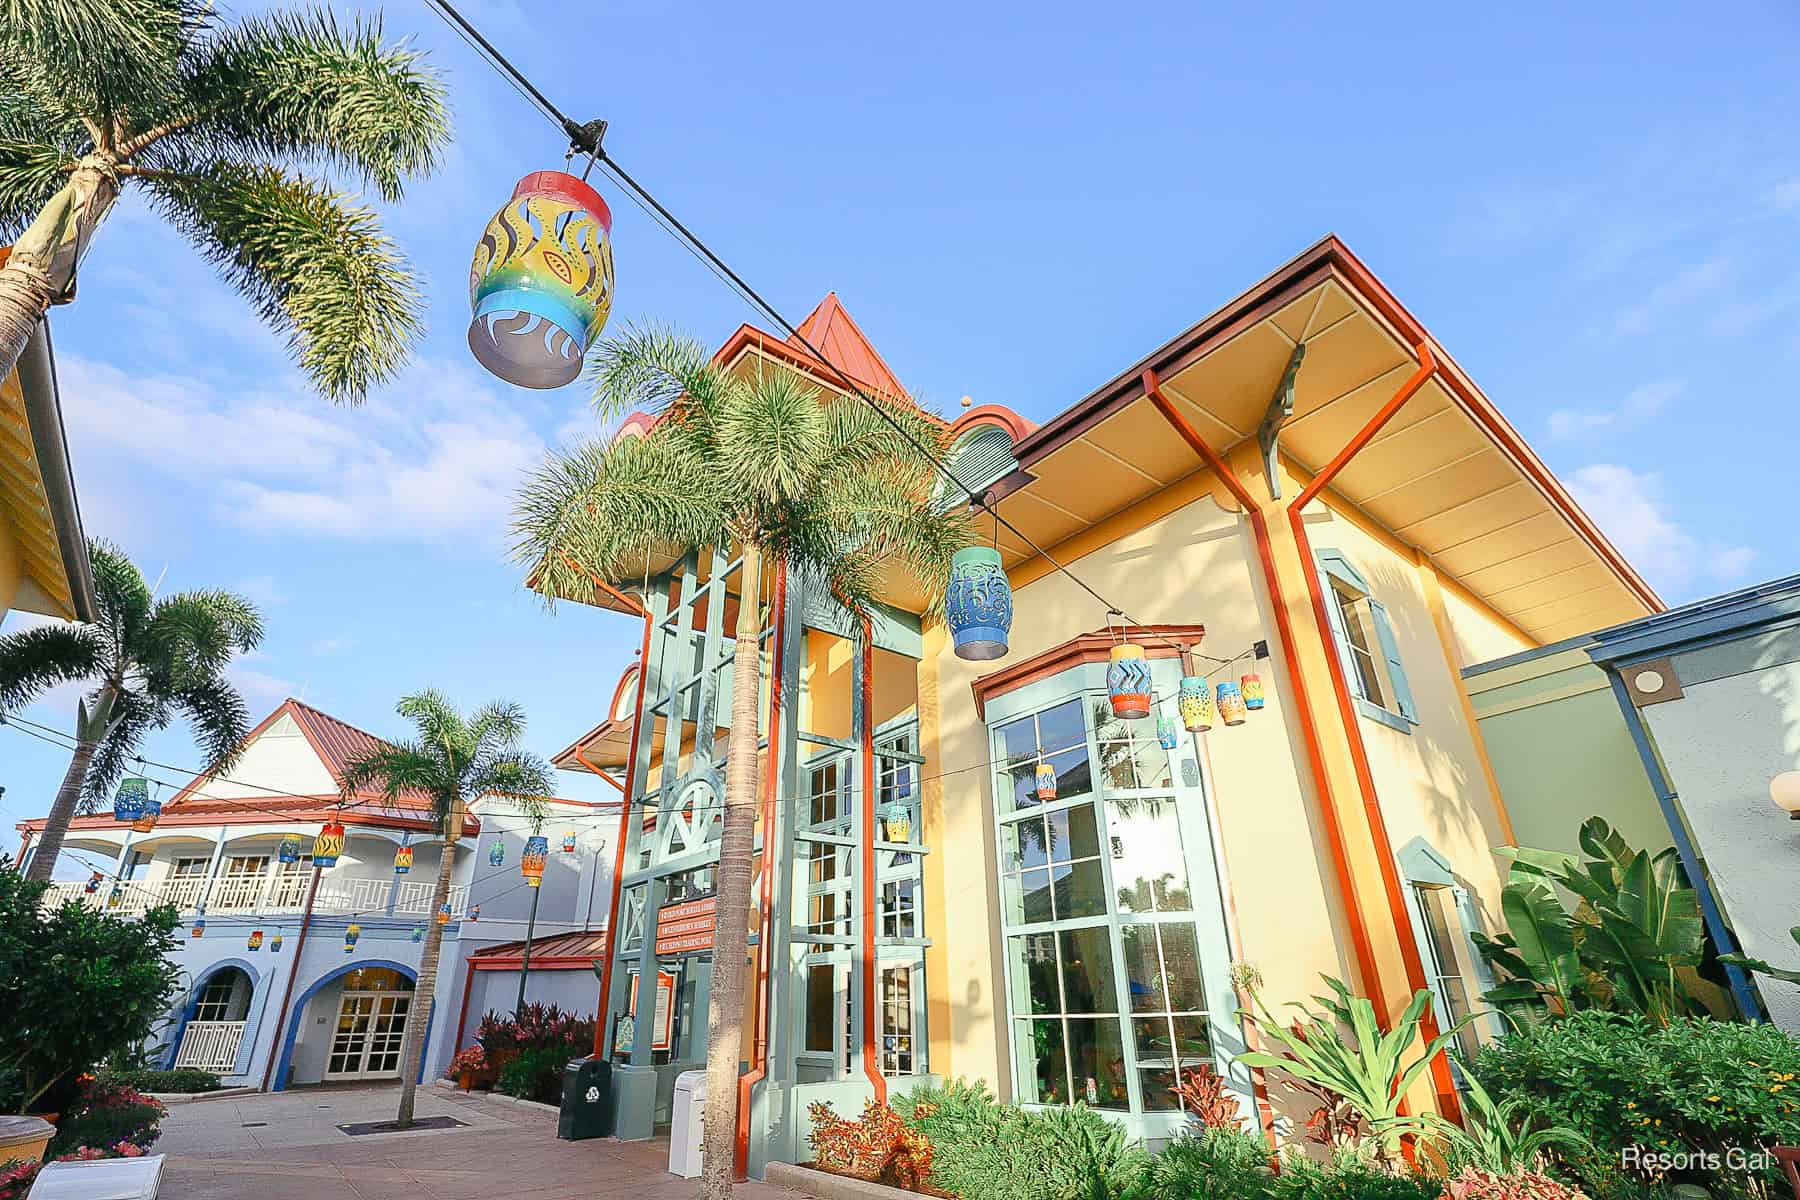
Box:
[495,1046,572,1104]
[99,1068,221,1095]
[1133,1127,1275,1200]
[444,1046,489,1081]
[46,1078,165,1157]
[1441,1166,1589,1200]
[0,1159,38,1200]
[908,1083,1147,1200]
[807,1097,935,1191]
[1174,1064,1244,1130]
[1271,1146,1443,1200]
[1473,1011,1800,1196]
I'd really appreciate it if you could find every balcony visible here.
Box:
[41,874,471,920]
[173,1020,245,1073]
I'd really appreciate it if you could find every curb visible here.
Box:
[765,1162,920,1200]
[149,1086,259,1106]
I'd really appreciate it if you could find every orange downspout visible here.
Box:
[858,620,886,1104]
[736,559,788,1177]
[1283,345,1461,1120]
[585,606,655,1059]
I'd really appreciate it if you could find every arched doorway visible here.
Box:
[172,963,257,1073]
[323,966,416,1082]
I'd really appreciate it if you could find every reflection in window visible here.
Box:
[1413,883,1481,1064]
[1000,805,1106,923]
[995,699,1091,812]
[1107,799,1191,914]
[805,964,835,1053]
[881,966,914,1076]
[1121,922,1209,1111]
[1092,700,1173,791]
[882,879,918,939]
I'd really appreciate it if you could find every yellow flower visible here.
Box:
[1707,1095,1720,1102]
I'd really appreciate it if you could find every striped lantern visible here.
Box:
[561,831,577,853]
[84,871,102,895]
[344,923,360,953]
[467,904,480,922]
[393,844,413,875]
[190,915,206,939]
[1035,762,1057,802]
[1178,676,1214,733]
[1107,644,1152,720]
[946,547,1013,661]
[271,931,284,953]
[880,802,911,843]
[247,929,264,952]
[1217,681,1248,727]
[313,820,345,868]
[437,903,453,925]
[488,840,505,867]
[1157,714,1179,750]
[521,834,549,887]
[277,835,303,865]
[112,776,149,824]
[1241,673,1266,711]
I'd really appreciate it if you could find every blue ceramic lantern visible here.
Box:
[112,776,149,823]
[946,546,1012,661]
[271,931,284,953]
[411,926,424,944]
[1108,644,1152,719]
[190,915,206,939]
[1217,680,1247,727]
[1157,714,1179,750]
[488,840,505,867]
[438,903,453,925]
[277,835,302,865]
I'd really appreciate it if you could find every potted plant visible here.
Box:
[446,1047,489,1092]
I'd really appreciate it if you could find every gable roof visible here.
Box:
[787,292,908,398]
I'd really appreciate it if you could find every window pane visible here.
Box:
[805,965,835,1052]
[1050,803,1102,862]
[1091,699,1130,745]
[1019,869,1054,924]
[1058,927,1117,1014]
[1171,1015,1213,1069]
[1002,762,1041,812]
[1054,860,1107,920]
[1064,1019,1129,1110]
[1098,738,1140,789]
[1128,738,1173,790]
[1037,699,1086,754]
[1108,798,1190,914]
[1015,1019,1069,1105]
[997,715,1039,764]
[1005,817,1049,871]
[1009,933,1060,1015]
[1042,747,1092,805]
[1159,923,1207,1012]
[1120,923,1165,1014]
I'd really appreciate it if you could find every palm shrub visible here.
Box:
[1132,1127,1276,1200]
[338,691,551,1129]
[513,327,972,1198]
[0,0,446,396]
[1382,1057,1587,1176]
[1269,1146,1443,1200]
[0,541,263,881]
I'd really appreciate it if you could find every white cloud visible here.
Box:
[1568,464,1756,596]
[235,575,287,609]
[1547,379,1682,441]
[226,652,300,715]
[1613,257,1733,337]
[1771,180,1800,212]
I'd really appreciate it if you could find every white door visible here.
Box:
[324,990,412,1080]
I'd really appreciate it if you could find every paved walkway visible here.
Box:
[155,1083,797,1199]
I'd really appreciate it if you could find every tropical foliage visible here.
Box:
[512,326,972,1198]
[0,541,263,881]
[1472,818,1727,1025]
[1174,1063,1245,1130]
[338,691,552,1128]
[45,1077,165,1157]
[1720,924,1800,987]
[1380,1055,1588,1175]
[0,0,447,397]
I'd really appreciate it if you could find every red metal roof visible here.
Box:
[787,292,908,399]
[284,698,433,804]
[469,927,609,964]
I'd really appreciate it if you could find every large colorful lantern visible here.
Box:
[1217,681,1248,727]
[131,790,161,834]
[467,904,480,922]
[1241,673,1265,711]
[1178,676,1213,733]
[84,871,102,895]
[561,831,577,854]
[488,840,505,867]
[437,903,453,925]
[467,171,615,389]
[277,835,303,865]
[1034,762,1058,802]
[344,923,360,953]
[946,547,1013,661]
[393,843,413,875]
[270,931,284,953]
[313,820,345,869]
[247,929,264,952]
[521,834,549,887]
[112,776,149,824]
[1157,715,1179,750]
[190,914,206,939]
[1107,644,1152,719]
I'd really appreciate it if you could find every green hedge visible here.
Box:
[100,1068,222,1095]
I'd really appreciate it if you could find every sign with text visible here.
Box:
[654,896,718,956]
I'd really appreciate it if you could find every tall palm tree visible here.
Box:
[338,691,552,1129]
[0,540,263,881]
[512,328,970,1198]
[0,0,447,399]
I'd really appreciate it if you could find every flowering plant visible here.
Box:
[446,1046,489,1078]
[0,1159,39,1200]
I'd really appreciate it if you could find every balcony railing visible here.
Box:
[173,1020,245,1073]
[41,875,470,920]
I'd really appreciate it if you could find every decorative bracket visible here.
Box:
[1257,343,1306,500]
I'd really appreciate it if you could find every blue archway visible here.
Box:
[269,958,435,1091]
[163,957,263,1073]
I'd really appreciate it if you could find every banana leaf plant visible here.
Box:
[1236,975,1478,1161]
[1472,817,1729,1026]
[1720,925,1800,985]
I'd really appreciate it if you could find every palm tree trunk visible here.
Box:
[397,810,461,1128]
[701,543,763,1199]
[24,736,98,882]
[0,168,117,383]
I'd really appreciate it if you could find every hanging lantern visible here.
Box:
[106,884,123,908]
[1035,762,1058,802]
[344,923,360,953]
[1107,644,1152,719]
[1179,676,1214,733]
[313,820,345,869]
[488,840,505,867]
[247,929,264,952]
[467,904,480,922]
[84,871,102,895]
[561,831,577,854]
[467,171,615,389]
[277,835,303,865]
[270,931,284,953]
[1217,681,1247,727]
[411,926,424,944]
[1157,714,1179,750]
[190,915,206,939]
[880,802,911,844]
[112,776,149,823]
[1241,673,1266,711]
[393,843,413,875]
[946,547,1013,661]
[521,834,549,887]
[131,791,161,834]
[437,903,453,925]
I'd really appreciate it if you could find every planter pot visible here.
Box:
[0,1115,54,1166]
[458,1070,476,1092]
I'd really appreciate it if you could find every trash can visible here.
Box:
[558,1056,614,1141]
[669,1069,706,1178]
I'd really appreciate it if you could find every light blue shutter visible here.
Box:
[1368,599,1415,721]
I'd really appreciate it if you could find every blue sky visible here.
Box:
[5,0,1799,846]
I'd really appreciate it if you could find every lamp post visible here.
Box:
[1772,772,1800,820]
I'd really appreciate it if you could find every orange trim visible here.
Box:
[948,404,1035,442]
[560,552,649,617]
[737,558,788,1178]
[453,957,478,1054]
[858,621,886,1103]
[587,610,654,1058]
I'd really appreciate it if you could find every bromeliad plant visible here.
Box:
[1472,817,1728,1025]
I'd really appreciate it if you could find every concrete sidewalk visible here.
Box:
[156,1084,796,1199]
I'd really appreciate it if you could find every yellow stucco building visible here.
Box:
[0,313,93,624]
[546,237,1659,1171]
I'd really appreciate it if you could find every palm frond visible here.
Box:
[583,323,731,425]
[87,540,150,670]
[142,588,264,682]
[0,621,101,710]
[82,689,163,809]
[467,700,527,753]
[176,9,447,202]
[0,59,84,239]
[0,0,203,130]
[717,366,827,508]
[141,161,421,402]
[471,750,553,817]
[171,675,252,773]
[395,688,468,760]
[338,740,449,815]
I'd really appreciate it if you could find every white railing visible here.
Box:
[173,1021,245,1072]
[43,873,471,918]
[207,874,266,911]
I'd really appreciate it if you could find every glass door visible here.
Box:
[325,990,412,1079]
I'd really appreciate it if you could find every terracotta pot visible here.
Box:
[458,1069,475,1092]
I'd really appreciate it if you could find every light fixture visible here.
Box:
[1772,771,1800,820]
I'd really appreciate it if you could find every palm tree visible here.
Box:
[0,0,447,399]
[338,690,552,1129]
[0,540,263,881]
[512,328,971,1198]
